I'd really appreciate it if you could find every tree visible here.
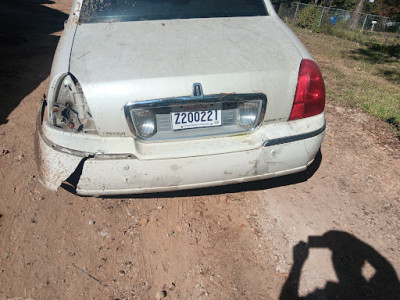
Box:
[367,0,400,21]
[350,0,366,29]
[330,0,358,10]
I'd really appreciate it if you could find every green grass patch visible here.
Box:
[291,26,400,134]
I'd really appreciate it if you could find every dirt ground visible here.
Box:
[0,1,399,299]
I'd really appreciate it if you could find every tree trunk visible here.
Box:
[350,0,367,29]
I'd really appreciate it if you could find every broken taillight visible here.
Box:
[50,74,97,134]
[289,59,325,120]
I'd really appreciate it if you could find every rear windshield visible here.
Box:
[80,0,268,23]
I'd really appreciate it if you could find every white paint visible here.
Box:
[36,0,326,195]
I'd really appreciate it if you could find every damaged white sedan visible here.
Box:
[35,0,326,195]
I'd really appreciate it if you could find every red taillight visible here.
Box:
[289,59,325,120]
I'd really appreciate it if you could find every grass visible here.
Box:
[291,26,400,134]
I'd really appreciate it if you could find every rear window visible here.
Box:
[80,0,268,23]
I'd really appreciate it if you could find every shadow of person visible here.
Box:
[280,230,400,299]
[0,0,68,125]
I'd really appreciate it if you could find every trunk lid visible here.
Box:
[70,16,303,136]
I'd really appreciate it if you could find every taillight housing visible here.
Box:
[289,59,325,120]
[49,74,97,134]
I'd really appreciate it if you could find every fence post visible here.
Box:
[294,2,300,22]
[383,17,387,33]
[318,7,326,28]
[361,14,368,31]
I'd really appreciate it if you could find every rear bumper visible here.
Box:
[78,135,323,195]
[35,102,325,195]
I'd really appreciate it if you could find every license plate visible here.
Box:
[171,104,222,130]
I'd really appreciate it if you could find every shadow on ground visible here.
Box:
[280,230,400,299]
[0,0,68,125]
[345,46,400,85]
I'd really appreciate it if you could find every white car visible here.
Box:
[35,0,326,195]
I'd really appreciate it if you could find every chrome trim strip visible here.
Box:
[124,92,267,140]
[263,122,326,147]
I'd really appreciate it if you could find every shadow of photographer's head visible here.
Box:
[281,230,399,300]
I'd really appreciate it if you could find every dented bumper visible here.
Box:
[35,100,325,195]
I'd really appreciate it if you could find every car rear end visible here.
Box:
[35,0,325,195]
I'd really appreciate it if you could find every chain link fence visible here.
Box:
[278,2,400,34]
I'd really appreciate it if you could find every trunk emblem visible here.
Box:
[193,83,203,97]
